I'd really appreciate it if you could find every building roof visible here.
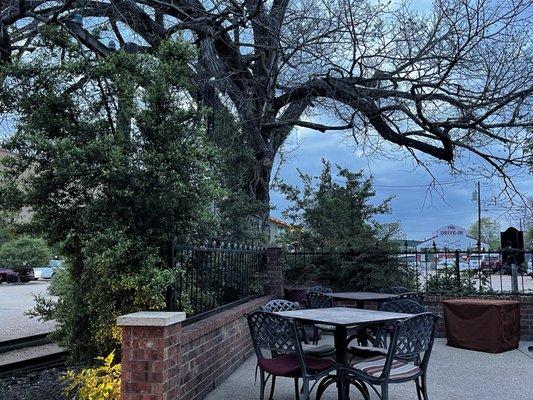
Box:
[268,216,291,229]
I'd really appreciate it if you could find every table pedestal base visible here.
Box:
[316,375,370,400]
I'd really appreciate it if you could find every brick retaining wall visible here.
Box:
[423,294,533,340]
[118,296,271,400]
[178,295,271,400]
[118,246,284,400]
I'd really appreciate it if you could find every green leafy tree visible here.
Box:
[523,197,533,249]
[468,217,501,249]
[276,160,398,250]
[0,211,16,247]
[0,35,221,360]
[276,160,412,291]
[0,236,50,271]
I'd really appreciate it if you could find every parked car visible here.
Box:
[34,259,64,279]
[480,255,502,272]
[435,260,471,272]
[0,268,35,283]
[468,254,501,271]
[435,260,454,271]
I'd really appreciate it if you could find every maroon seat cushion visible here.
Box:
[258,354,334,377]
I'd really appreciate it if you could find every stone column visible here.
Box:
[266,246,284,298]
[117,311,185,400]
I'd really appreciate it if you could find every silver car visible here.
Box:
[34,259,64,279]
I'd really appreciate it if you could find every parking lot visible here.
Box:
[417,270,533,292]
[0,281,56,340]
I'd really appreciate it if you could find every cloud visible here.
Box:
[271,129,530,240]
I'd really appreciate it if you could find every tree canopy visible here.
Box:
[0,38,223,360]
[276,159,400,250]
[1,0,531,204]
[0,236,50,271]
[467,217,501,249]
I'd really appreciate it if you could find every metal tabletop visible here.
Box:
[328,291,398,302]
[275,306,411,328]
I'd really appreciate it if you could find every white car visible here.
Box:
[435,260,471,272]
[34,259,64,279]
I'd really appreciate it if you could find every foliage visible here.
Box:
[277,160,411,291]
[426,268,491,294]
[0,38,222,360]
[283,248,416,292]
[0,236,50,271]
[468,217,501,249]
[0,211,17,247]
[524,197,533,248]
[275,159,400,250]
[48,267,70,297]
[63,351,121,400]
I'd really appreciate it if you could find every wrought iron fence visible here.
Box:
[283,248,533,294]
[165,241,268,323]
[397,248,533,294]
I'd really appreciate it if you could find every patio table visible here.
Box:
[276,307,411,400]
[328,292,398,309]
[328,292,399,346]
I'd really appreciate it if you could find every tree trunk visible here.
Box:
[242,130,274,234]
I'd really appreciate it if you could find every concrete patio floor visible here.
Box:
[206,339,533,400]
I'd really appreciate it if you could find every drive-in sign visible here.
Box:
[440,225,465,236]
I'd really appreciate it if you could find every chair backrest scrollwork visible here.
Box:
[306,291,334,309]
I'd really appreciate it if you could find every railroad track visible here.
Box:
[0,333,68,377]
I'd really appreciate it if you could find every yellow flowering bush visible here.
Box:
[64,351,121,400]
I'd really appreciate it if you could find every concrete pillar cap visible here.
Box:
[117,311,186,327]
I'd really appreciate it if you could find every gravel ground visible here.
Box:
[0,281,56,340]
[0,369,68,400]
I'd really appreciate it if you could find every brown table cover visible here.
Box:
[443,299,520,353]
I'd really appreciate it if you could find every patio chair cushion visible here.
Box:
[258,354,334,377]
[348,345,387,359]
[301,343,336,356]
[352,356,421,380]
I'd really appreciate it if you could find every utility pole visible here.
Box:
[477,182,482,250]
[471,183,482,250]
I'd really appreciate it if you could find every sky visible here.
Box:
[270,127,532,241]
[267,0,532,241]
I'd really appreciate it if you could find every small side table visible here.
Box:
[443,298,520,353]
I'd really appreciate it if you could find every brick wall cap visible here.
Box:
[117,311,186,327]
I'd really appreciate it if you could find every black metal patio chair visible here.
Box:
[397,292,425,305]
[306,291,334,309]
[381,286,410,294]
[261,299,336,358]
[247,310,337,400]
[305,291,336,344]
[380,298,428,314]
[307,285,333,294]
[324,312,439,400]
[348,299,429,359]
[261,299,301,313]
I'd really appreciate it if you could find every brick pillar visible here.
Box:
[267,246,284,297]
[117,311,186,400]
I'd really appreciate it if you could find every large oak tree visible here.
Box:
[1,0,531,207]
